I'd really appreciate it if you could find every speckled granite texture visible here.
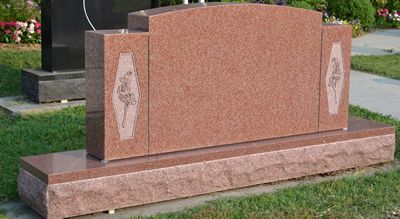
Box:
[19,133,395,219]
[86,3,355,161]
[319,25,352,131]
[85,30,149,161]
[135,4,323,154]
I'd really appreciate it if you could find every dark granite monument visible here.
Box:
[21,0,159,103]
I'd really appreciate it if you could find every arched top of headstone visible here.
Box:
[128,3,322,32]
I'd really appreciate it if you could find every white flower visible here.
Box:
[28,23,35,33]
[15,36,21,43]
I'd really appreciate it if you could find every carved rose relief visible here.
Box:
[112,53,140,140]
[326,42,345,115]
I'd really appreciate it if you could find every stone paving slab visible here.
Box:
[350,70,400,120]
[0,96,85,116]
[352,29,400,56]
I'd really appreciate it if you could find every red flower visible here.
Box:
[36,29,41,34]
[0,22,4,28]
[9,21,17,27]
[4,29,11,34]
[35,22,41,29]
[378,8,390,17]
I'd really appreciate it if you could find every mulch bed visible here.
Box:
[0,43,41,51]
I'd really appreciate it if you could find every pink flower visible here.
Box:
[35,22,41,28]
[36,29,41,34]
[4,29,11,34]
[0,22,4,28]
[16,21,28,30]
[11,34,21,42]
[14,30,22,36]
[12,30,22,42]
[26,0,38,8]
[378,8,390,17]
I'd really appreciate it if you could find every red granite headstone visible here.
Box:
[86,3,352,161]
[18,4,394,219]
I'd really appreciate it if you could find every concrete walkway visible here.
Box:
[352,29,400,56]
[350,70,400,119]
[350,29,400,119]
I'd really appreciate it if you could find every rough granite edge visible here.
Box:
[19,134,395,219]
[18,169,48,218]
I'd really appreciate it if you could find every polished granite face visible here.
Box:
[21,117,394,184]
[41,0,158,72]
[85,31,149,161]
[85,3,352,161]
[133,4,323,155]
[319,25,352,131]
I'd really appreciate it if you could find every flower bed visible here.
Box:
[0,19,41,44]
[376,8,400,28]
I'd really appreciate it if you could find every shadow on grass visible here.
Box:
[0,65,23,97]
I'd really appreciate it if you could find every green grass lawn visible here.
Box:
[0,107,85,203]
[351,54,400,80]
[1,49,400,218]
[0,48,40,97]
[141,169,400,219]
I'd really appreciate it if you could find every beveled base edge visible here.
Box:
[19,134,395,219]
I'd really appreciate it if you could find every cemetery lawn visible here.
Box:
[0,107,85,203]
[351,54,400,80]
[0,48,40,97]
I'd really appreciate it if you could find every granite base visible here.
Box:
[21,69,85,103]
[18,118,395,219]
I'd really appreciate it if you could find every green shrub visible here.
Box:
[0,0,40,22]
[289,1,314,10]
[351,21,363,37]
[327,0,375,30]
[160,0,182,6]
[288,0,327,11]
[373,0,400,12]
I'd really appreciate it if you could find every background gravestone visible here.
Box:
[21,0,159,103]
